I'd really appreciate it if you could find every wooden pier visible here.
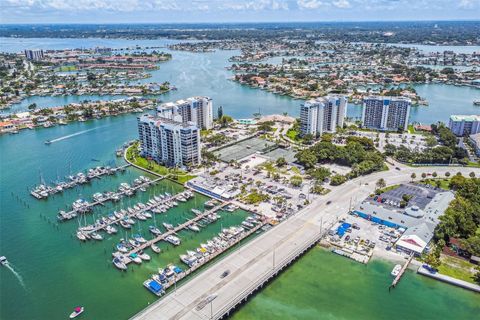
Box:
[390,253,414,289]
[115,202,229,265]
[81,190,193,235]
[59,176,165,220]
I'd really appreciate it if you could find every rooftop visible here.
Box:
[450,115,480,122]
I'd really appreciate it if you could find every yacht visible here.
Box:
[120,220,131,229]
[133,234,147,243]
[191,209,203,216]
[116,243,129,253]
[165,235,181,246]
[0,256,8,266]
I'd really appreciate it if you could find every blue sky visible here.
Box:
[1,0,479,24]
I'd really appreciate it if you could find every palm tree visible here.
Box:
[411,173,416,181]
[445,171,450,178]
[469,172,476,178]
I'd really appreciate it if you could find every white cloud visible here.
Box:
[297,0,326,9]
[333,0,351,8]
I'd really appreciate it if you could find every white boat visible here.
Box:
[151,244,161,253]
[391,264,402,277]
[149,226,162,236]
[163,222,174,230]
[0,256,8,266]
[138,251,151,261]
[165,235,181,246]
[76,232,87,241]
[188,224,200,232]
[113,258,127,270]
[129,253,142,264]
[69,306,84,319]
[191,209,203,216]
[90,232,103,241]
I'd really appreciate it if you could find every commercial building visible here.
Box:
[361,96,410,131]
[137,114,201,168]
[24,49,44,61]
[353,183,454,256]
[448,115,480,136]
[469,133,480,156]
[157,96,213,130]
[299,95,347,136]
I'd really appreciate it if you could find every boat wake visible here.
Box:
[5,263,26,290]
[48,127,102,143]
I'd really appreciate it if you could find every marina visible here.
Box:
[57,176,164,221]
[112,202,233,268]
[143,219,265,297]
[30,164,130,199]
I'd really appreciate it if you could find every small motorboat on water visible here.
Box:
[138,251,151,261]
[151,244,161,253]
[149,226,162,236]
[391,264,402,277]
[0,256,8,266]
[163,222,174,230]
[129,253,142,264]
[69,306,84,318]
[188,224,200,232]
[76,232,87,241]
[113,257,127,271]
[90,232,103,241]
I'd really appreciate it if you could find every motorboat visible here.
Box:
[143,279,164,297]
[391,264,402,277]
[163,223,174,230]
[143,211,152,218]
[138,251,151,261]
[0,256,8,266]
[120,220,131,229]
[129,253,142,264]
[105,225,117,234]
[113,258,127,271]
[149,226,162,236]
[90,232,103,241]
[116,243,129,253]
[133,234,147,243]
[129,239,141,247]
[165,235,181,246]
[76,232,87,241]
[136,213,147,221]
[69,306,84,319]
[188,224,200,232]
[151,244,161,253]
[191,208,203,216]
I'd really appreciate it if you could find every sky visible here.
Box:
[1,0,479,24]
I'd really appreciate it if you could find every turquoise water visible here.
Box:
[231,248,480,320]
[0,38,479,320]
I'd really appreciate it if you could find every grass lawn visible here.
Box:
[407,124,415,134]
[438,255,477,284]
[286,128,302,142]
[377,184,400,193]
[56,65,77,72]
[467,161,480,168]
[125,144,196,183]
[422,178,451,190]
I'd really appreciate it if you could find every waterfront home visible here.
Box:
[0,121,16,133]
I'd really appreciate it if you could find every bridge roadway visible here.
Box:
[131,165,480,320]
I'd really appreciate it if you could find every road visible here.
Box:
[131,165,479,320]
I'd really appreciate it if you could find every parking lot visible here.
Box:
[352,131,429,152]
[327,212,406,263]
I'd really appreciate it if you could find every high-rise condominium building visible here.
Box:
[448,115,480,136]
[24,49,44,61]
[157,96,213,130]
[361,96,410,131]
[137,114,201,168]
[300,95,347,136]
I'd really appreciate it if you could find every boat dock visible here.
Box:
[145,222,265,294]
[59,176,164,221]
[390,254,414,289]
[31,164,130,199]
[80,190,195,235]
[115,202,229,265]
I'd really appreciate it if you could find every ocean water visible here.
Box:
[231,248,480,320]
[0,37,479,320]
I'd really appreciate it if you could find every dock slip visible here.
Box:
[114,202,229,265]
[58,176,164,221]
[31,164,130,200]
[80,190,195,235]
[390,253,414,289]
[143,222,264,293]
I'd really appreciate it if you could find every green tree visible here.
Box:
[445,172,451,178]
[411,173,416,181]
[432,172,437,178]
[424,251,441,269]
[376,178,386,191]
[469,172,476,178]
[330,174,346,186]
[290,175,303,187]
[421,173,427,179]
[276,157,287,167]
[28,103,37,111]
